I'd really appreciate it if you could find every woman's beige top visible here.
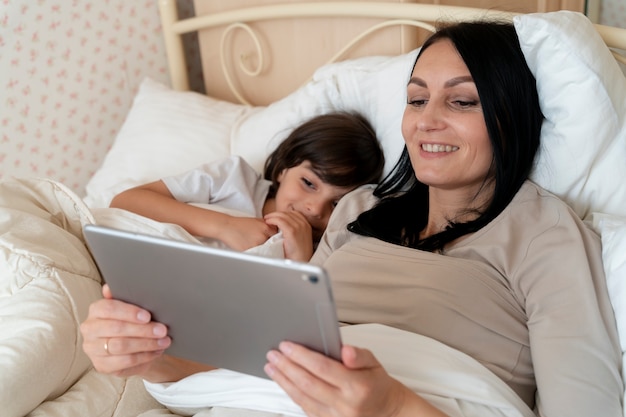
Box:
[312,181,623,417]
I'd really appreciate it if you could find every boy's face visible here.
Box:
[274,161,353,241]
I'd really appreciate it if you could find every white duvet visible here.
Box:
[145,323,535,417]
[0,177,533,417]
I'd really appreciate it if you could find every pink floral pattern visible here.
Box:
[0,0,198,196]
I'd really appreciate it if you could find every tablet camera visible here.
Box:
[302,274,319,284]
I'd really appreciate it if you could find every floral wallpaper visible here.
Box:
[0,0,198,196]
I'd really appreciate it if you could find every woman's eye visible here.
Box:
[452,99,479,108]
[407,98,427,107]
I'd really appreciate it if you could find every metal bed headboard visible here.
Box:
[158,0,626,101]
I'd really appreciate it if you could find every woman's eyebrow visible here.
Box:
[408,77,426,87]
[444,75,474,88]
[408,75,474,88]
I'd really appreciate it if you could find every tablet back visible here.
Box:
[83,224,342,379]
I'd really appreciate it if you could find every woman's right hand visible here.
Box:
[81,285,220,382]
[80,284,172,379]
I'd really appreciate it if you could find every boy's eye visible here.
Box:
[302,178,315,189]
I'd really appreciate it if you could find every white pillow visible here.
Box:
[591,212,626,413]
[514,11,626,220]
[83,50,415,207]
[83,78,252,208]
[593,214,626,352]
[515,13,626,406]
[84,52,416,207]
[231,51,417,175]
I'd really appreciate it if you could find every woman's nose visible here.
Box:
[417,103,445,131]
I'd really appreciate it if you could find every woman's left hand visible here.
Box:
[264,341,411,417]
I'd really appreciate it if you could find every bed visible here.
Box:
[1,1,625,416]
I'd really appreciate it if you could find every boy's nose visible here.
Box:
[304,199,325,218]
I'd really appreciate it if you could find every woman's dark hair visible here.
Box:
[349,20,544,252]
[263,112,385,198]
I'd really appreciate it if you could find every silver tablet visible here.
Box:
[83,224,342,379]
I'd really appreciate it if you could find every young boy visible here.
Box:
[110,112,384,261]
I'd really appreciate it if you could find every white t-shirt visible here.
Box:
[160,156,283,258]
[162,155,272,218]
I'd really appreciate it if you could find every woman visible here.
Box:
[80,20,623,417]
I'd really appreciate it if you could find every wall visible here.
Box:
[0,0,620,196]
[600,0,626,28]
[0,0,197,196]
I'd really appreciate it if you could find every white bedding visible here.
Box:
[145,324,535,417]
[0,178,102,417]
[92,205,286,259]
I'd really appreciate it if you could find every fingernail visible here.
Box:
[264,363,275,377]
[157,337,170,347]
[279,341,293,355]
[266,350,279,364]
[153,324,167,337]
[137,310,150,322]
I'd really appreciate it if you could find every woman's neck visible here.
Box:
[420,184,493,239]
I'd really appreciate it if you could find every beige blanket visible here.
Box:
[0,177,166,417]
[0,177,284,417]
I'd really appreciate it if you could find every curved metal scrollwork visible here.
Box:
[219,22,264,105]
[218,19,436,105]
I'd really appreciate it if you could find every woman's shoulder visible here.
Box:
[509,180,583,225]
[515,180,565,203]
[465,180,596,248]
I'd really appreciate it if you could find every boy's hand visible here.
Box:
[264,211,314,261]
[215,216,278,251]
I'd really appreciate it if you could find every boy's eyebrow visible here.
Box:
[408,75,474,88]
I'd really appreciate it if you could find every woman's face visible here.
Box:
[402,39,494,194]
